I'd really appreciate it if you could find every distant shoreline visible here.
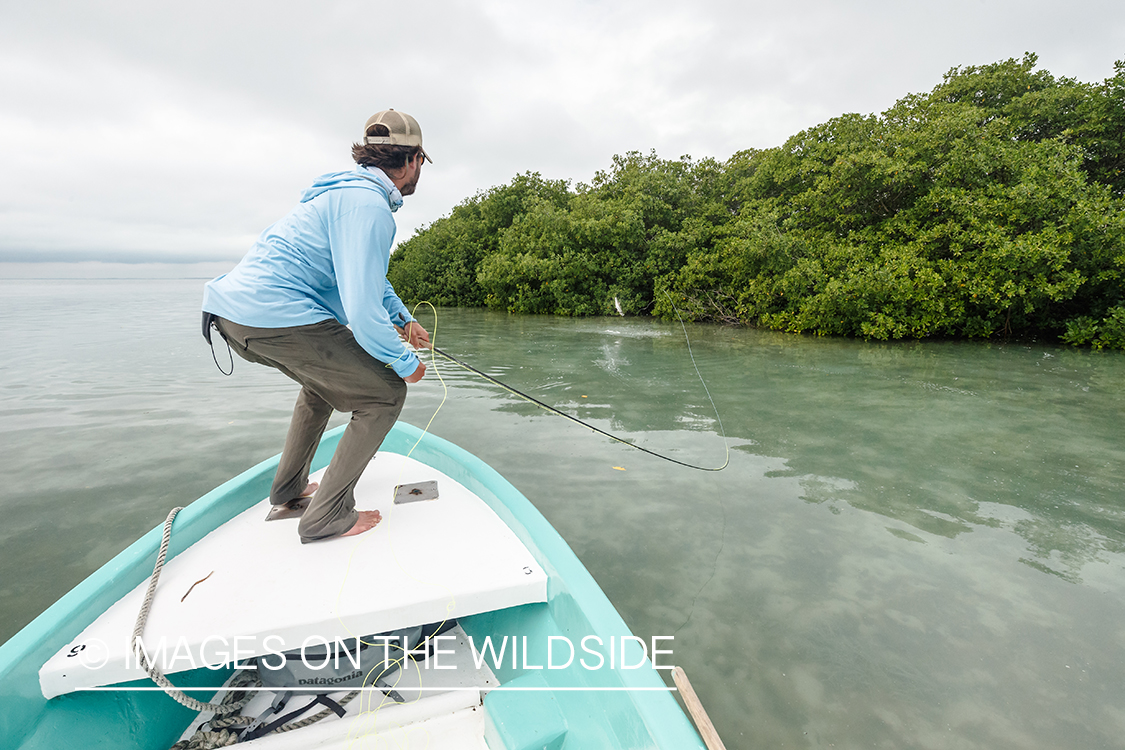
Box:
[0,261,233,280]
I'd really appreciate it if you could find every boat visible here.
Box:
[0,421,717,749]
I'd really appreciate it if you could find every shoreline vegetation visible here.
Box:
[388,54,1125,350]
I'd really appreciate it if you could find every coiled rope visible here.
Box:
[168,670,260,749]
[170,685,361,749]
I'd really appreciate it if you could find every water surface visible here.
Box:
[1,279,1123,749]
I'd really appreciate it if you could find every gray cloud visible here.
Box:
[1,0,1122,268]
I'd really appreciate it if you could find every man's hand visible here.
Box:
[401,321,431,350]
[403,361,426,383]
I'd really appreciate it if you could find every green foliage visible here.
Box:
[1062,305,1125,350]
[387,172,570,307]
[388,55,1125,350]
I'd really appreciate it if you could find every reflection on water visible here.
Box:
[432,313,1124,582]
[2,280,1124,749]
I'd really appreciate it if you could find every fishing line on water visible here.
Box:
[420,296,729,472]
[659,291,726,635]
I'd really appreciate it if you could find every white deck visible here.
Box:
[40,451,547,699]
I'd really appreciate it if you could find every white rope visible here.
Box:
[132,507,251,716]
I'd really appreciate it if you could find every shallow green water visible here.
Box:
[2,279,1123,749]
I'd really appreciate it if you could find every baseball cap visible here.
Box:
[363,109,432,164]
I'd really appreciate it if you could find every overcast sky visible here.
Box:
[1,0,1122,275]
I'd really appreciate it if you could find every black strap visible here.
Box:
[201,312,234,376]
[240,694,347,742]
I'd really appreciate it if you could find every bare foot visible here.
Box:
[340,510,382,538]
[300,481,319,498]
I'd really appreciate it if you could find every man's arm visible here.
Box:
[382,278,414,330]
[330,207,421,379]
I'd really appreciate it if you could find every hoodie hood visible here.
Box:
[299,166,404,212]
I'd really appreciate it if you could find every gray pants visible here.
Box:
[215,317,407,542]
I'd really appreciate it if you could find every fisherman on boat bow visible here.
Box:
[201,109,432,543]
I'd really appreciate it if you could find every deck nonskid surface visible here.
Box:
[40,451,547,698]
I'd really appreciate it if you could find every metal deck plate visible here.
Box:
[265,496,311,521]
[395,480,439,504]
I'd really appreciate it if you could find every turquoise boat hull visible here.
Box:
[0,423,706,749]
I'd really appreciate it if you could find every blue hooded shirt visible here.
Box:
[202,166,419,378]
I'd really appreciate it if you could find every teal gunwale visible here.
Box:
[0,422,705,749]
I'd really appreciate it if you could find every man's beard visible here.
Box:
[400,172,420,196]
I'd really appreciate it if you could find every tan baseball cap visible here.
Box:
[363,109,432,163]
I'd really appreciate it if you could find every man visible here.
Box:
[202,109,432,543]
